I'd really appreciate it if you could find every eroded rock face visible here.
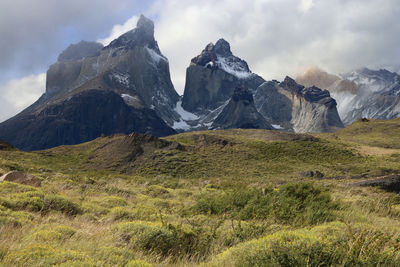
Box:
[255,77,344,133]
[0,90,175,151]
[212,87,273,130]
[0,171,41,187]
[182,39,264,113]
[0,15,178,151]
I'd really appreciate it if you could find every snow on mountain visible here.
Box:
[215,55,253,79]
[146,47,168,65]
[297,67,400,125]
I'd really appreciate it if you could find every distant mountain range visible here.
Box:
[297,67,400,125]
[1,15,397,151]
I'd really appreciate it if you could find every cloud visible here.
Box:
[0,73,46,122]
[97,16,139,46]
[299,0,314,13]
[140,0,400,94]
[0,0,146,83]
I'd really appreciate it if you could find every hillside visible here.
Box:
[1,119,400,266]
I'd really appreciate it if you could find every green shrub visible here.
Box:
[2,245,90,267]
[13,191,45,212]
[0,209,34,227]
[43,194,82,216]
[100,196,128,208]
[207,222,400,267]
[194,182,339,226]
[92,246,134,266]
[125,259,153,267]
[109,206,133,221]
[115,221,215,260]
[54,260,95,267]
[0,246,7,261]
[145,185,170,198]
[31,225,76,243]
[0,181,37,194]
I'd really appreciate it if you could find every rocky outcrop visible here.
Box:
[0,90,175,151]
[0,140,14,151]
[0,171,41,187]
[255,77,344,133]
[296,67,400,125]
[182,39,264,113]
[212,87,273,130]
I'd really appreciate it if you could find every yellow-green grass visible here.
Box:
[1,120,400,266]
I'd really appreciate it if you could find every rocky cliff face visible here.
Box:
[0,90,175,151]
[0,15,178,150]
[182,39,264,113]
[296,67,400,125]
[255,77,344,133]
[44,14,180,124]
[212,86,273,130]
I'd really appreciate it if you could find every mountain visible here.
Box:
[211,86,273,130]
[0,20,346,151]
[0,15,178,151]
[296,67,400,125]
[175,39,343,133]
[254,77,344,132]
[181,39,265,114]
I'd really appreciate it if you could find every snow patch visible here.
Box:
[121,93,139,107]
[146,47,168,65]
[272,124,284,130]
[172,120,192,131]
[174,100,199,120]
[112,73,130,87]
[215,56,253,79]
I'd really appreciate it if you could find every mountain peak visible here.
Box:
[106,14,157,50]
[214,38,232,57]
[136,14,155,36]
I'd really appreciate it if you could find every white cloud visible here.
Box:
[97,16,139,46]
[0,73,45,122]
[299,0,314,13]
[143,0,399,94]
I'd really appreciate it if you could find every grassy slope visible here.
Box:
[1,119,400,266]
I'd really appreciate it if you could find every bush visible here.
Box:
[109,206,133,221]
[100,196,128,208]
[125,260,154,267]
[2,245,90,266]
[92,246,135,266]
[31,225,76,243]
[194,182,339,226]
[43,194,82,216]
[145,185,170,198]
[0,209,34,227]
[115,221,216,260]
[207,222,400,267]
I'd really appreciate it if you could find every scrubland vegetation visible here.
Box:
[1,119,400,266]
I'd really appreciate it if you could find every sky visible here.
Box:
[0,0,399,122]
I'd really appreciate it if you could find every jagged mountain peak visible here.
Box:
[214,38,232,57]
[58,41,103,62]
[190,38,252,79]
[281,76,304,93]
[106,14,158,50]
[137,14,155,33]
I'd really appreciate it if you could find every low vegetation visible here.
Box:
[1,120,400,266]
